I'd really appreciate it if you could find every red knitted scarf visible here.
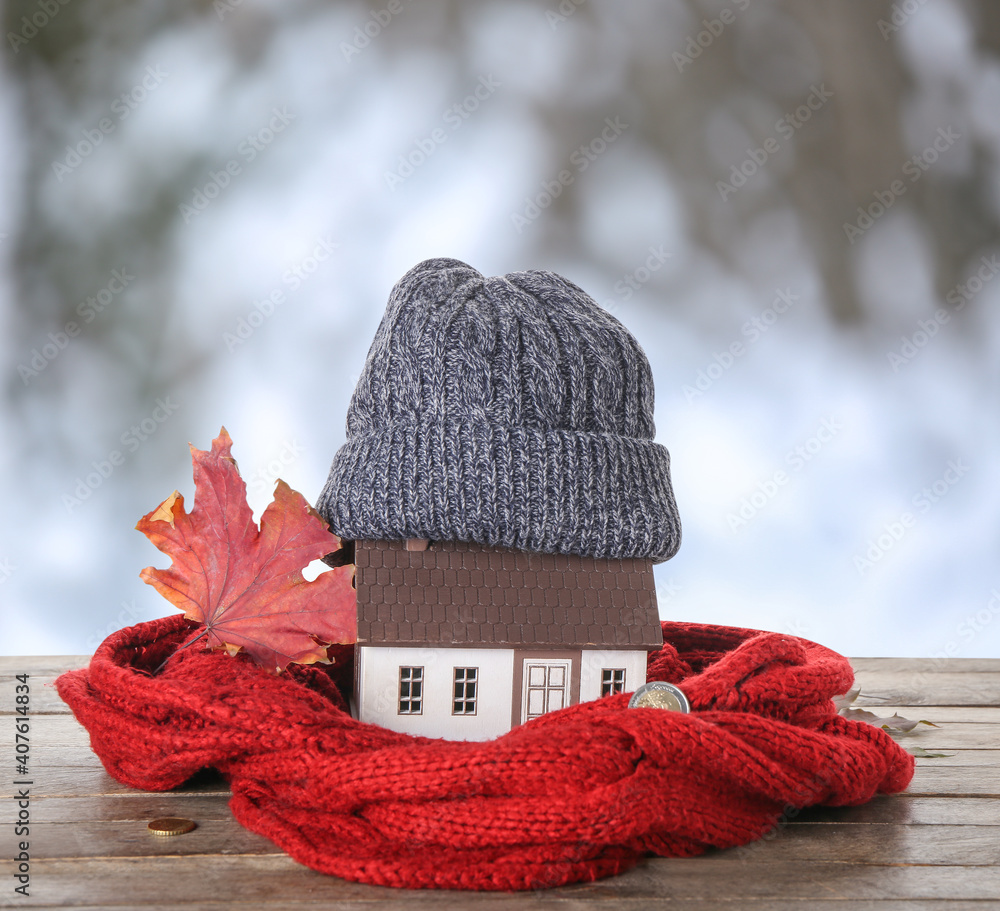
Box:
[57,615,913,891]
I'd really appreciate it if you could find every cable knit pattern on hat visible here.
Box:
[316,257,681,561]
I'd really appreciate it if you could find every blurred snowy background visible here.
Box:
[1,0,998,658]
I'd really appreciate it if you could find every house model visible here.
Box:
[352,538,663,740]
[316,258,682,741]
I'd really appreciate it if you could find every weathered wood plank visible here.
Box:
[1,767,230,800]
[9,669,1000,717]
[850,672,1000,706]
[903,767,1000,796]
[5,656,999,909]
[3,855,1000,907]
[897,749,1000,767]
[2,904,996,911]
[605,859,1000,901]
[722,822,1000,865]
[17,692,996,727]
[796,795,1000,825]
[10,714,1000,800]
[849,723,998,750]
[24,818,1000,866]
[0,677,75,714]
[28,818,279,859]
[850,658,1000,674]
[21,758,996,799]
[27,793,1000,828]
[31,794,236,824]
[21,708,1000,750]
[902,724,999,749]
[0,656,90,676]
[841,705,1000,723]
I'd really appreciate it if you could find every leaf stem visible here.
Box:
[152,626,209,675]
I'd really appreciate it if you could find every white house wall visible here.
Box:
[357,646,515,741]
[578,650,649,702]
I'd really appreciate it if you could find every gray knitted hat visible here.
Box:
[316,258,681,562]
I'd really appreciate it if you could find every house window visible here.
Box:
[453,667,478,715]
[601,668,626,697]
[398,666,424,714]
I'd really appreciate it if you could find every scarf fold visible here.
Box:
[57,615,913,891]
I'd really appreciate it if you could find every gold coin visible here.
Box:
[147,817,197,836]
[628,682,690,713]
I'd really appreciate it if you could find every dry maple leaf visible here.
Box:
[136,427,355,672]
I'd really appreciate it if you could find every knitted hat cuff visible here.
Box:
[316,420,681,562]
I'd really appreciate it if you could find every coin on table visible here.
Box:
[628,682,691,713]
[147,817,197,836]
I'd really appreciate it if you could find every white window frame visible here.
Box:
[398,666,424,715]
[452,667,478,715]
[601,668,626,697]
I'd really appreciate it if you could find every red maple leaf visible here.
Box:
[136,428,355,672]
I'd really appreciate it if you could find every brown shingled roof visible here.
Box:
[355,539,663,649]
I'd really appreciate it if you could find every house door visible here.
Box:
[521,659,571,723]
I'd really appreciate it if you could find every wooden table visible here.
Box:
[2,655,998,909]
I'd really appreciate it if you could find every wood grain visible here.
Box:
[18,705,998,749]
[4,856,1000,906]
[0,905,994,911]
[2,654,998,908]
[19,818,999,866]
